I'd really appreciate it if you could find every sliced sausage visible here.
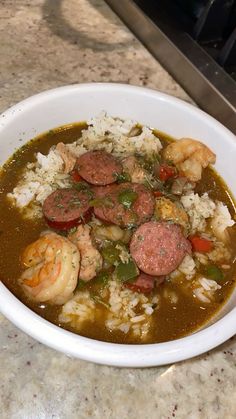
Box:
[130,221,191,275]
[124,272,165,294]
[155,275,166,286]
[92,184,116,199]
[43,188,92,230]
[93,182,155,227]
[76,150,122,185]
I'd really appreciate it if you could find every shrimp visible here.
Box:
[56,142,76,174]
[122,156,148,183]
[19,232,80,304]
[69,225,103,282]
[163,138,216,182]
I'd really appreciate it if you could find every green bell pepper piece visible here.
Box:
[115,259,139,282]
[94,271,110,286]
[118,189,138,209]
[205,265,224,282]
[101,245,120,265]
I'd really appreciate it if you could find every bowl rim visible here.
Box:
[0,82,235,141]
[0,82,235,367]
[1,281,236,367]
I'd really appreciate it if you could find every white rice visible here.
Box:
[181,192,216,232]
[177,254,196,280]
[7,149,71,212]
[193,277,221,303]
[7,113,162,213]
[59,291,96,330]
[59,279,159,340]
[194,239,231,265]
[211,201,235,242]
[169,254,196,283]
[199,277,220,291]
[115,244,130,264]
[208,240,231,263]
[194,252,209,265]
[163,288,178,304]
[106,280,159,339]
[76,112,162,157]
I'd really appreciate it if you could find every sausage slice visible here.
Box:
[76,150,122,185]
[93,183,155,227]
[130,221,191,275]
[43,188,92,230]
[124,272,165,294]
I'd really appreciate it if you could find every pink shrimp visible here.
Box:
[19,232,80,304]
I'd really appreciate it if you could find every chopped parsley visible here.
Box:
[114,171,131,183]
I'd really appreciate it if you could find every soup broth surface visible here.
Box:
[0,123,235,344]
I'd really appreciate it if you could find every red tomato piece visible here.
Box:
[189,236,213,253]
[159,164,176,181]
[153,190,163,197]
[70,169,82,183]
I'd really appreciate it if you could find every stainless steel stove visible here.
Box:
[105,0,236,133]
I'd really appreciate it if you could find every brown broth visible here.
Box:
[0,123,235,344]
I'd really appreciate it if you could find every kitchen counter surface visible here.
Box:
[0,1,235,418]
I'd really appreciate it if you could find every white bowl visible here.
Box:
[0,83,235,367]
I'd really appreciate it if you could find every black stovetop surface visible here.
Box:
[135,0,236,80]
[105,0,236,132]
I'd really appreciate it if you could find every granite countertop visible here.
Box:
[0,1,235,418]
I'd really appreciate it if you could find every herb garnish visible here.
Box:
[73,182,94,198]
[114,171,131,183]
[91,295,110,309]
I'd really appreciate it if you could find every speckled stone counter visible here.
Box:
[0,1,235,418]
